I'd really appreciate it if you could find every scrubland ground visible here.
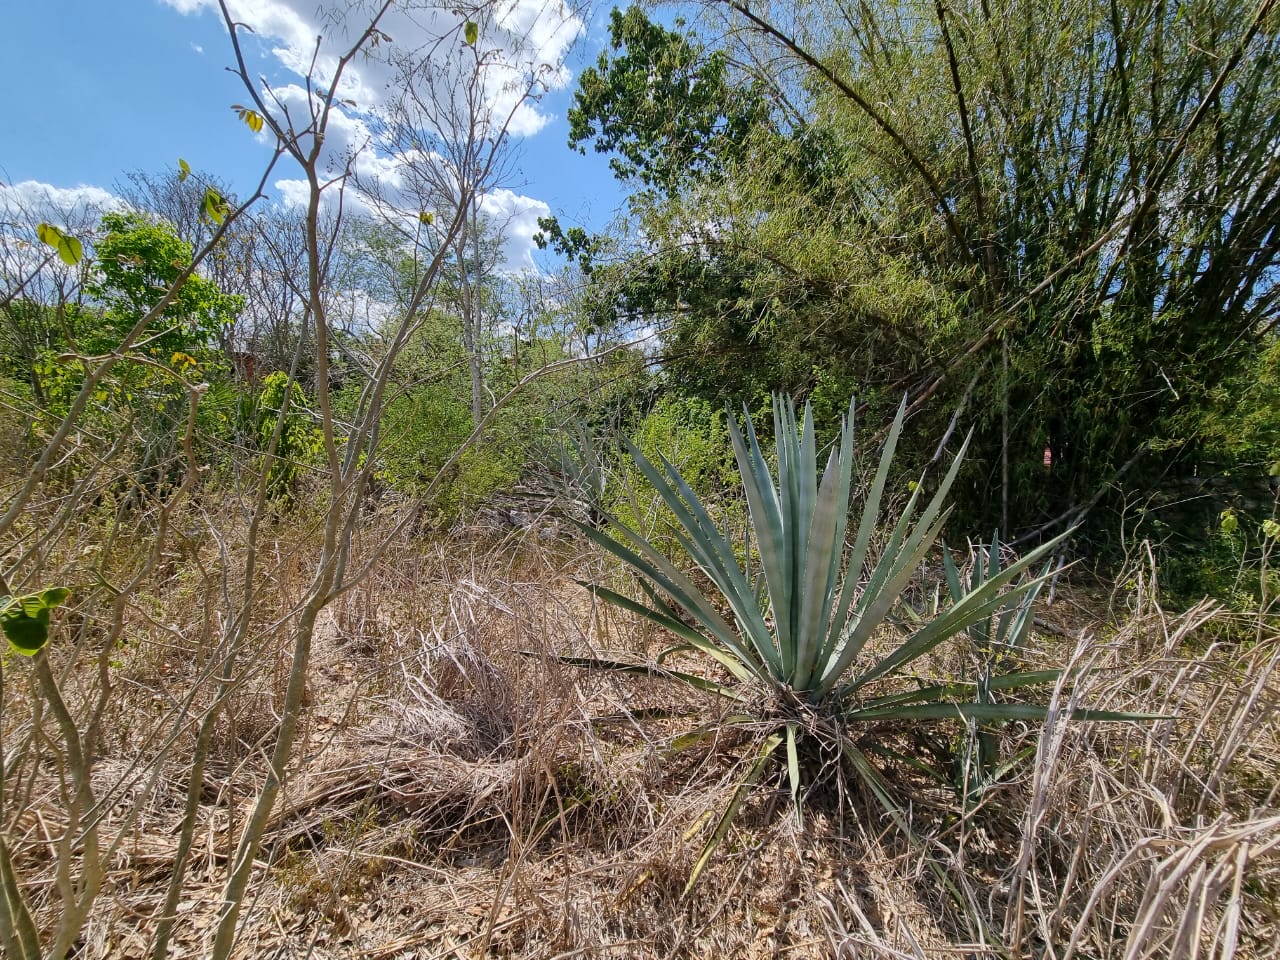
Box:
[3,503,1276,960]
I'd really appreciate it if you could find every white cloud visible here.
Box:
[190,41,204,54]
[480,188,550,271]
[0,181,125,292]
[0,180,122,224]
[268,176,550,273]
[159,0,583,130]
[159,0,581,273]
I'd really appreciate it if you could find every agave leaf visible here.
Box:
[631,443,731,571]
[1001,561,1051,651]
[816,510,952,695]
[543,653,742,699]
[855,473,926,608]
[668,714,758,753]
[728,407,793,667]
[818,399,857,632]
[842,738,996,940]
[579,582,756,683]
[788,402,819,668]
[574,519,756,669]
[845,701,1170,722]
[845,397,906,594]
[619,445,781,674]
[792,448,846,690]
[814,417,947,680]
[850,670,1067,710]
[844,531,1069,694]
[685,732,784,894]
[667,524,777,671]
[815,405,902,675]
[853,578,1040,693]
[942,543,964,601]
[986,744,1039,783]
[785,722,803,828]
[856,429,970,616]
[862,741,952,784]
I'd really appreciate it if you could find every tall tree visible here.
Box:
[561,0,1280,538]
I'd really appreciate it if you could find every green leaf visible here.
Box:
[843,701,1170,723]
[785,722,803,828]
[177,158,191,182]
[203,188,229,225]
[580,582,754,683]
[533,651,741,698]
[464,20,479,45]
[418,211,435,225]
[1220,509,1239,536]
[0,588,69,656]
[1262,519,1280,540]
[39,587,71,608]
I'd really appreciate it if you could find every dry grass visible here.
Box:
[2,507,1277,959]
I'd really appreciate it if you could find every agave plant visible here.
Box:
[570,395,1147,889]
[940,534,1052,802]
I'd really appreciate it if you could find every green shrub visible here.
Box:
[609,393,740,550]
[254,372,323,504]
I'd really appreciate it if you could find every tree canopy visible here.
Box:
[548,0,1280,544]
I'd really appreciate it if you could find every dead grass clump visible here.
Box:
[6,506,1278,959]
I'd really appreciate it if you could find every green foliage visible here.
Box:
[364,310,584,521]
[609,393,739,550]
[562,0,1280,546]
[24,212,245,497]
[81,211,241,360]
[203,188,230,225]
[255,372,323,503]
[568,6,767,192]
[1,588,71,656]
[1163,505,1280,612]
[568,395,1148,889]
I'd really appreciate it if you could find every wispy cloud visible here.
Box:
[159,0,583,271]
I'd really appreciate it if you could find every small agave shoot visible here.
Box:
[571,395,1153,891]
[941,534,1052,805]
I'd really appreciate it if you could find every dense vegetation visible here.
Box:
[545,0,1280,578]
[0,1,1276,957]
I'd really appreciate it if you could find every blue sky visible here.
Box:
[0,0,626,268]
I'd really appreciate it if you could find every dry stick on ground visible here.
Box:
[206,6,406,954]
[0,145,284,960]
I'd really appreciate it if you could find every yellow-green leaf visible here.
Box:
[178,158,191,182]
[1,587,70,656]
[203,188,229,225]
[1220,509,1239,537]
[37,223,83,266]
[232,104,265,133]
[464,20,479,45]
[418,211,435,225]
